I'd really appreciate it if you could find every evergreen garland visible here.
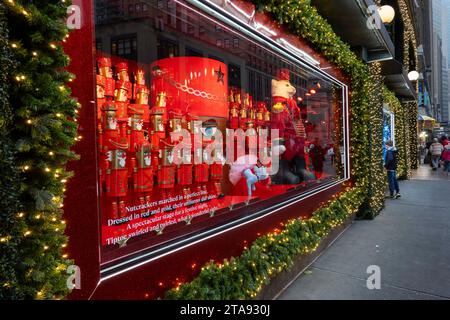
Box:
[166,187,363,299]
[383,87,411,179]
[0,0,24,299]
[0,0,78,299]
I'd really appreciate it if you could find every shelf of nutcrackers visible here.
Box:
[95,57,273,221]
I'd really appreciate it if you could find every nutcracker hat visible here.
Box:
[135,68,145,78]
[96,75,106,86]
[276,68,291,81]
[98,57,112,68]
[115,62,129,72]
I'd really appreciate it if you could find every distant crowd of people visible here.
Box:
[423,136,450,175]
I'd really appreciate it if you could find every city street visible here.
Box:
[278,166,450,300]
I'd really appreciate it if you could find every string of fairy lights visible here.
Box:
[398,0,419,172]
[1,0,79,299]
[367,62,386,216]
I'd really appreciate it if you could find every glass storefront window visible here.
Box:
[94,0,349,268]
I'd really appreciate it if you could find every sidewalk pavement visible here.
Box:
[277,166,450,300]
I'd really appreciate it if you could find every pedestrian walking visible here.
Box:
[441,144,450,176]
[385,140,401,199]
[441,135,449,147]
[430,138,444,170]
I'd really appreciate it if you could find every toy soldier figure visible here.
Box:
[132,142,154,194]
[115,62,132,100]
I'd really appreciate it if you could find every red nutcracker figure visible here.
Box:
[157,139,176,190]
[127,105,145,153]
[105,147,129,219]
[132,143,154,193]
[100,101,128,153]
[96,75,106,121]
[149,92,168,146]
[154,91,168,123]
[256,102,267,130]
[176,140,193,198]
[115,80,129,121]
[237,93,248,130]
[133,69,146,99]
[264,107,271,127]
[98,57,115,100]
[229,89,239,130]
[115,62,132,100]
[133,69,150,123]
[210,147,225,197]
[168,108,183,136]
[194,144,209,198]
[149,109,165,148]
[135,86,150,124]
[184,112,200,141]
[247,94,256,124]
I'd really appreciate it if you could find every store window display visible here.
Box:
[94,0,348,263]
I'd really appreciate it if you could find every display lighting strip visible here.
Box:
[99,0,351,279]
[277,38,321,67]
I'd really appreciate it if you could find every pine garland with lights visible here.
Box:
[398,0,419,171]
[166,187,363,300]
[383,87,411,179]
[0,1,25,299]
[359,62,386,218]
[406,101,419,170]
[0,0,78,299]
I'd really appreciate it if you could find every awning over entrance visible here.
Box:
[418,115,436,121]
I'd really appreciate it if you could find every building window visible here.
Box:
[216,39,222,47]
[157,37,179,59]
[111,35,137,60]
[142,3,148,12]
[233,38,239,48]
[224,39,230,49]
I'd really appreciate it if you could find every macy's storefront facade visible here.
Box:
[64,0,350,299]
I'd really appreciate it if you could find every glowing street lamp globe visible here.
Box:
[378,5,395,24]
[408,70,419,81]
